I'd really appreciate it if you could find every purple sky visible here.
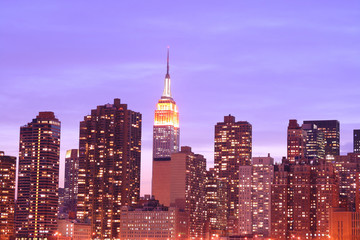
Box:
[1,1,360,196]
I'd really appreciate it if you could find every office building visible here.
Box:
[214,115,252,226]
[76,99,142,239]
[329,208,360,240]
[354,129,360,153]
[0,151,16,240]
[16,112,61,239]
[152,49,180,205]
[303,120,340,156]
[302,123,325,160]
[58,219,91,240]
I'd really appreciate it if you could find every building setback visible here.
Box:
[0,151,16,240]
[303,120,340,157]
[16,112,61,239]
[214,115,252,230]
[76,98,141,239]
[152,49,180,206]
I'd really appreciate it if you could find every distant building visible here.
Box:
[16,112,61,239]
[120,196,176,240]
[287,119,306,163]
[57,219,91,240]
[0,151,16,240]
[271,158,339,240]
[354,129,360,153]
[303,120,340,156]
[302,123,325,160]
[76,99,142,239]
[214,115,252,230]
[238,155,274,237]
[64,149,79,215]
[152,49,180,206]
[205,168,227,237]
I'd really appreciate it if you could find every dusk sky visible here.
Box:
[1,1,359,195]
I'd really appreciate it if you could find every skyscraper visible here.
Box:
[302,123,325,160]
[76,98,141,239]
[287,119,306,163]
[152,49,180,203]
[303,120,340,156]
[0,151,16,240]
[354,129,360,153]
[214,115,252,228]
[64,149,79,215]
[16,112,61,239]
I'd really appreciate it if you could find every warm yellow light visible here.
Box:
[154,99,179,127]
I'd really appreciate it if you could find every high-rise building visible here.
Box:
[238,155,274,237]
[16,112,61,239]
[152,49,180,204]
[287,119,306,163]
[170,146,207,239]
[64,149,79,214]
[205,168,227,238]
[76,99,142,239]
[214,115,252,227]
[354,129,360,153]
[271,158,339,240]
[0,151,16,240]
[302,123,325,160]
[334,153,360,211]
[303,120,340,156]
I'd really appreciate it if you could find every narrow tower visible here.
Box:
[152,48,180,205]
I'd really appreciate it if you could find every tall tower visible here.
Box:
[16,112,61,239]
[76,99,141,239]
[0,151,16,240]
[214,115,252,229]
[152,49,180,203]
[354,129,360,153]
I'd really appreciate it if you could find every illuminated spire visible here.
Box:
[162,47,171,98]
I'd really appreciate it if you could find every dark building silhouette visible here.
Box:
[354,129,360,153]
[76,98,141,239]
[16,112,61,239]
[0,151,16,240]
[214,115,252,230]
[303,120,340,156]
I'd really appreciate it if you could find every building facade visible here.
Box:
[64,149,79,215]
[302,123,325,160]
[354,129,360,153]
[287,119,306,163]
[271,158,339,240]
[76,99,142,239]
[16,112,61,239]
[303,120,340,157]
[152,49,180,206]
[214,115,252,229]
[0,151,16,240]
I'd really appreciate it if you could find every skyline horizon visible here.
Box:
[1,1,359,196]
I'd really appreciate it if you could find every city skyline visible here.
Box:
[1,1,360,195]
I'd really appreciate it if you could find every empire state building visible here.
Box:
[152,49,180,206]
[152,49,180,161]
